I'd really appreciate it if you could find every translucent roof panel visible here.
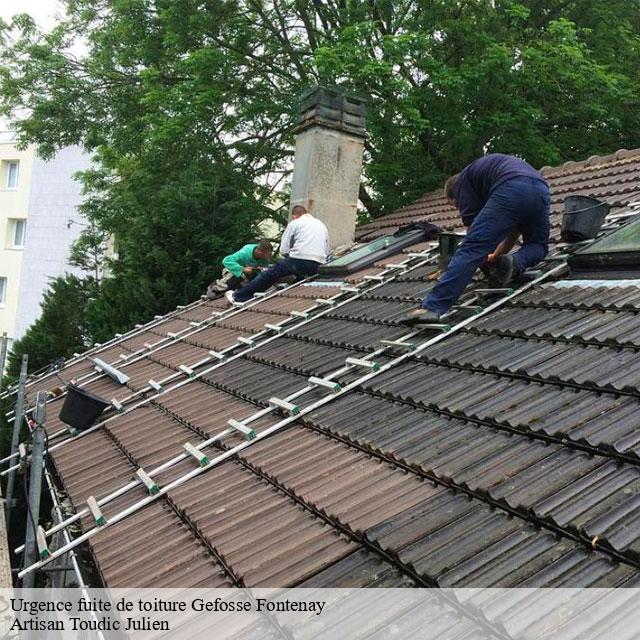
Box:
[580,216,640,254]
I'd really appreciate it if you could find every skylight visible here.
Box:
[319,228,426,276]
[578,215,640,254]
[569,215,640,272]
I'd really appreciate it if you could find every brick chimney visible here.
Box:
[290,86,367,249]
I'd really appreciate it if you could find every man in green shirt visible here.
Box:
[206,240,273,298]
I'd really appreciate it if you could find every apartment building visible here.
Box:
[0,131,90,364]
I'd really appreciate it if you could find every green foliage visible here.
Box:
[5,275,96,378]
[0,0,639,363]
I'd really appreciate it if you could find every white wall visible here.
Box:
[14,146,91,338]
[0,134,34,348]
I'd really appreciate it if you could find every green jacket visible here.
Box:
[222,244,270,277]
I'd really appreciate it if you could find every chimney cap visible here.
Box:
[295,85,367,138]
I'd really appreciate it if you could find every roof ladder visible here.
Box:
[345,357,380,372]
[136,468,159,495]
[18,263,571,581]
[227,419,256,441]
[36,526,50,560]
[268,397,300,416]
[475,288,514,295]
[380,339,416,351]
[308,376,342,392]
[86,496,106,526]
[183,442,209,467]
[90,357,130,385]
[416,323,451,332]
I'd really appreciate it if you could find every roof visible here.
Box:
[12,147,640,591]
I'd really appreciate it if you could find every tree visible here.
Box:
[0,0,639,346]
[2,1,639,219]
[4,275,96,378]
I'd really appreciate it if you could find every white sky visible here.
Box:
[0,0,62,30]
[0,1,66,129]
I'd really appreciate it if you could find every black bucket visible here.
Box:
[438,232,465,268]
[561,195,610,243]
[59,384,111,431]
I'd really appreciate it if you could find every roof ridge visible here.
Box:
[356,147,640,232]
[539,147,640,177]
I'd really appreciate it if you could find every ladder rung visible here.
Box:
[475,288,513,294]
[176,305,186,310]
[380,339,416,351]
[210,311,223,318]
[87,496,106,526]
[290,310,310,319]
[268,397,300,415]
[72,352,80,358]
[418,323,451,332]
[345,357,380,371]
[253,292,267,297]
[208,350,226,361]
[135,324,143,329]
[340,286,360,293]
[450,305,484,314]
[237,337,255,347]
[148,379,163,392]
[189,321,201,327]
[178,365,194,377]
[363,274,385,282]
[136,468,159,495]
[143,342,153,350]
[228,419,256,440]
[309,376,341,392]
[167,332,178,338]
[183,442,209,467]
[37,526,50,559]
[264,323,284,333]
[119,353,129,361]
[154,315,163,320]
[115,333,123,338]
[111,399,123,412]
[384,263,408,270]
[406,251,431,258]
[315,298,336,306]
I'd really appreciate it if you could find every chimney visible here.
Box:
[290,86,367,249]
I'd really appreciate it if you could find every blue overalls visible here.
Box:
[423,155,551,316]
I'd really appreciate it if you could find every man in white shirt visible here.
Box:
[226,205,330,304]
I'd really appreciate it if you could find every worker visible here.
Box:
[401,153,550,325]
[226,205,330,304]
[206,239,273,299]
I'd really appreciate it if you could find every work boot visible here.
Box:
[487,255,519,287]
[400,308,441,327]
[225,290,244,307]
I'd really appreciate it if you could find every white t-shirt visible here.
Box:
[279,214,330,264]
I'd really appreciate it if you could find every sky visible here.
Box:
[0,1,64,129]
[0,0,62,30]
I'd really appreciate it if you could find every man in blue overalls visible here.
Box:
[401,153,551,326]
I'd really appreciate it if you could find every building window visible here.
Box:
[9,219,26,249]
[5,161,19,189]
[0,277,6,305]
